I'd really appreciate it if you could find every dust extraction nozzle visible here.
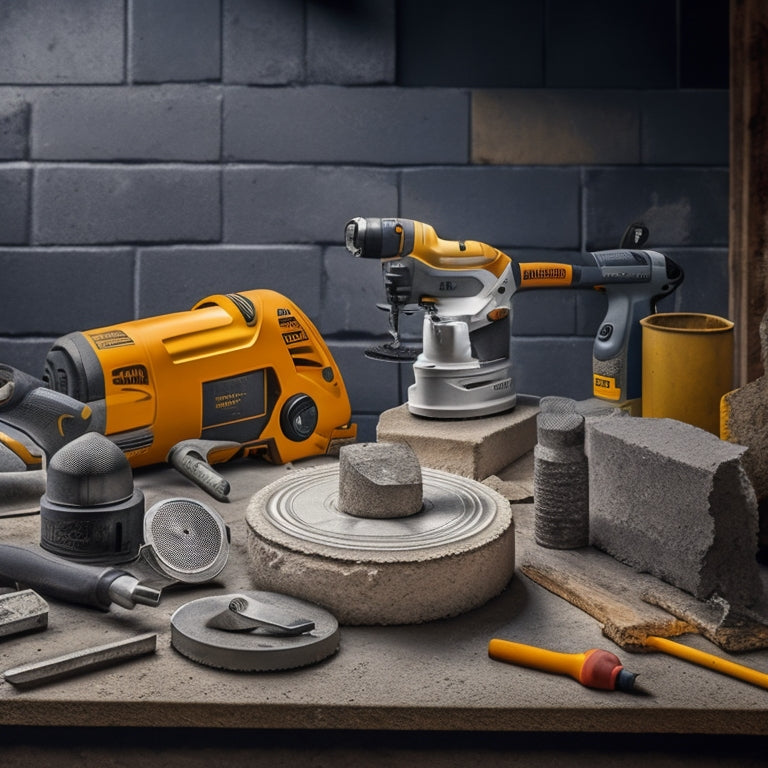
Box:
[40,432,145,564]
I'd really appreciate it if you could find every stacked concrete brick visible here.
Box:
[0,0,730,441]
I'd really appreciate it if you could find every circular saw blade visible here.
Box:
[170,591,339,671]
[364,342,419,362]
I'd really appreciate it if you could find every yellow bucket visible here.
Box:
[639,313,734,435]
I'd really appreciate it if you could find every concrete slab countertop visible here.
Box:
[0,456,766,738]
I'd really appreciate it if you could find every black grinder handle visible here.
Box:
[0,543,129,611]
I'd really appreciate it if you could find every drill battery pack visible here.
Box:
[43,290,356,469]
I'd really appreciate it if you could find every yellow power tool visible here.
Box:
[0,290,356,500]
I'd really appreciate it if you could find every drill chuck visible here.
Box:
[345,217,415,259]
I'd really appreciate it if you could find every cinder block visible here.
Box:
[223,166,398,244]
[0,0,123,84]
[588,417,766,613]
[584,167,729,251]
[33,165,220,245]
[642,91,728,165]
[0,165,30,244]
[679,0,729,89]
[223,87,468,164]
[376,402,538,480]
[321,245,389,336]
[137,245,322,319]
[130,0,221,83]
[222,0,304,84]
[401,167,580,248]
[509,336,596,400]
[326,341,401,416]
[0,339,55,378]
[546,0,676,88]
[397,0,544,87]
[473,90,639,165]
[1,248,135,334]
[307,0,395,84]
[0,92,29,159]
[32,87,221,161]
[651,248,729,319]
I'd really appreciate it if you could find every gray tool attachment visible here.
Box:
[171,591,339,671]
[140,497,230,584]
[3,633,157,688]
[40,432,145,564]
[0,589,48,638]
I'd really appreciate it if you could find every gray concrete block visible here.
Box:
[0,248,135,334]
[651,248,729,320]
[398,0,544,87]
[306,0,395,84]
[588,417,766,613]
[137,245,322,319]
[511,290,577,337]
[321,245,388,336]
[33,165,220,245]
[130,0,221,83]
[223,166,398,244]
[0,339,55,378]
[0,165,30,244]
[0,92,29,159]
[584,168,729,251]
[401,167,581,249]
[642,91,729,166]
[473,90,640,165]
[223,87,468,164]
[509,336,595,400]
[376,402,538,480]
[32,87,221,161]
[0,0,124,84]
[326,341,401,416]
[222,0,304,84]
[547,0,676,88]
[338,442,422,519]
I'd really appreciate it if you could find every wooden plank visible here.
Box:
[729,0,768,386]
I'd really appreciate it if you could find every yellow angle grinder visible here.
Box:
[0,290,356,500]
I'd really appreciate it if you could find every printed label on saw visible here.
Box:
[593,374,621,400]
[519,263,573,288]
[278,314,309,345]
[202,370,267,429]
[89,329,134,350]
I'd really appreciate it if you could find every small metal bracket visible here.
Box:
[206,594,315,635]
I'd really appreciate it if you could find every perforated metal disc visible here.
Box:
[170,591,340,671]
[143,497,229,583]
[257,465,501,552]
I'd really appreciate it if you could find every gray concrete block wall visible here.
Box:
[0,0,729,443]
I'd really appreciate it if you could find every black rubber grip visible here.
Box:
[0,544,123,610]
[0,364,93,458]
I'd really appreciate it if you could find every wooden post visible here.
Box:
[730,0,768,386]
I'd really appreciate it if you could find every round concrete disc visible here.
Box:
[245,465,515,625]
[170,591,340,671]
[255,465,500,555]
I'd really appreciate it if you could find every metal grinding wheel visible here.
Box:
[170,591,340,671]
[245,465,515,625]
